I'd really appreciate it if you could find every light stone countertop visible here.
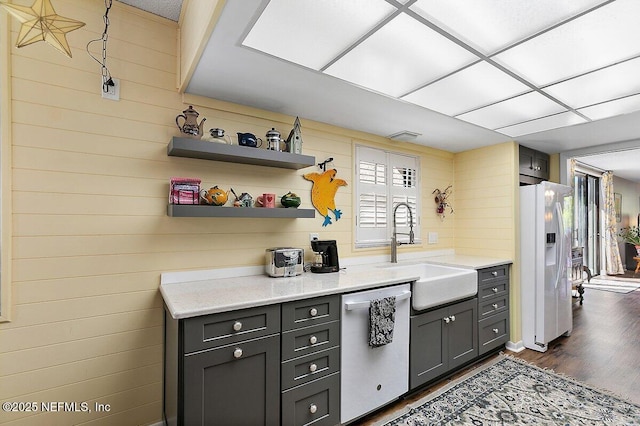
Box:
[160,253,512,320]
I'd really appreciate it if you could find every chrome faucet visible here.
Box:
[391,202,415,263]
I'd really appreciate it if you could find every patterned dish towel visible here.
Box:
[369,296,396,347]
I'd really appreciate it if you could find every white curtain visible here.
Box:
[602,171,624,275]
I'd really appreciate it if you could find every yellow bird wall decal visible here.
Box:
[303,169,347,227]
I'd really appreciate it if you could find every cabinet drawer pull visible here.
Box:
[492,328,499,334]
[492,287,498,293]
[233,321,243,332]
[309,404,317,414]
[443,317,450,324]
[309,307,318,317]
[450,315,456,322]
[309,335,318,345]
[309,363,317,373]
[492,303,499,310]
[491,271,498,277]
[233,348,243,358]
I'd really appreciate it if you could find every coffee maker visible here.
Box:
[310,240,339,273]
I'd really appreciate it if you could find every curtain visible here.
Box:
[602,171,624,275]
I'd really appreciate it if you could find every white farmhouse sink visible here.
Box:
[382,263,477,311]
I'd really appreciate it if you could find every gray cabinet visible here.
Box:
[477,264,510,355]
[519,145,550,180]
[164,305,281,426]
[409,298,478,389]
[281,295,341,426]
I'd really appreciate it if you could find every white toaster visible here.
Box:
[265,248,304,277]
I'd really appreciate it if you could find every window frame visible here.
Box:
[354,144,421,248]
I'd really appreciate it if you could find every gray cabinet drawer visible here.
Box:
[281,347,340,391]
[478,294,509,320]
[282,295,340,332]
[281,373,340,426]
[282,321,340,361]
[479,311,509,355]
[478,265,509,284]
[478,280,508,301]
[183,304,280,353]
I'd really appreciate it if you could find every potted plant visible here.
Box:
[618,225,640,255]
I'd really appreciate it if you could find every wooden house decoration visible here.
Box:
[286,116,303,154]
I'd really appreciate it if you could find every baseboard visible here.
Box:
[505,340,525,353]
[147,421,164,426]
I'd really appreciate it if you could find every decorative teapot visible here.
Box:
[176,105,206,139]
[265,128,284,151]
[231,188,254,207]
[200,186,228,206]
[281,191,301,208]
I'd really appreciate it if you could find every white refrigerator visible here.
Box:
[520,181,573,352]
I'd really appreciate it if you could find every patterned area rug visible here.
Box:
[378,355,640,425]
[583,278,640,294]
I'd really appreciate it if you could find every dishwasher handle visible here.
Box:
[344,291,411,311]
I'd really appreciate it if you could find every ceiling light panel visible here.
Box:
[544,57,640,109]
[402,61,530,116]
[410,0,603,55]
[497,111,587,137]
[578,94,640,121]
[242,0,395,70]
[324,13,478,97]
[456,91,565,130]
[494,0,640,86]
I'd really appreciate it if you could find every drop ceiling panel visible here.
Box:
[410,0,604,55]
[494,0,640,86]
[402,61,530,116]
[324,13,477,97]
[242,0,395,70]
[578,93,640,121]
[456,91,565,130]
[544,57,640,108]
[497,111,587,137]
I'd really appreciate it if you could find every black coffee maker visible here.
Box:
[310,240,339,273]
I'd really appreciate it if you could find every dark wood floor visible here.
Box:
[358,286,640,425]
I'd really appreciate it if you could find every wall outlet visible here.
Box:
[101,77,120,101]
[309,233,319,243]
[428,232,438,244]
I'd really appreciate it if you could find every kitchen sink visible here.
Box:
[382,263,477,311]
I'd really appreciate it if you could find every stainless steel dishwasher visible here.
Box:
[340,284,411,424]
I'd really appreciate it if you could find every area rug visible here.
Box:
[377,355,640,425]
[583,278,640,294]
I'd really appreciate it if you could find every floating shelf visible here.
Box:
[168,205,315,218]
[168,137,316,170]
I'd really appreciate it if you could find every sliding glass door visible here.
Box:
[574,172,600,275]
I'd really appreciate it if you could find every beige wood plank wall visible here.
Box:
[0,1,464,425]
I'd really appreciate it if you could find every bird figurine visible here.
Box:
[303,169,347,227]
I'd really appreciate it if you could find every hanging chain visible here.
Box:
[87,0,114,93]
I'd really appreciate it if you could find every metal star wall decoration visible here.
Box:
[0,0,85,58]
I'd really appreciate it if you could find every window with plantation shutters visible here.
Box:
[355,145,420,247]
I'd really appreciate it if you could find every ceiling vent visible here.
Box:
[387,131,421,141]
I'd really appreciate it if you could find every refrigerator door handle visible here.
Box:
[554,202,565,289]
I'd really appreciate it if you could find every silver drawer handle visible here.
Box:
[309,307,318,317]
[309,363,317,373]
[492,303,499,310]
[450,315,456,322]
[491,271,498,277]
[492,287,498,293]
[309,404,317,414]
[309,335,318,345]
[492,328,499,334]
[443,317,450,324]
[233,348,243,358]
[233,321,242,332]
